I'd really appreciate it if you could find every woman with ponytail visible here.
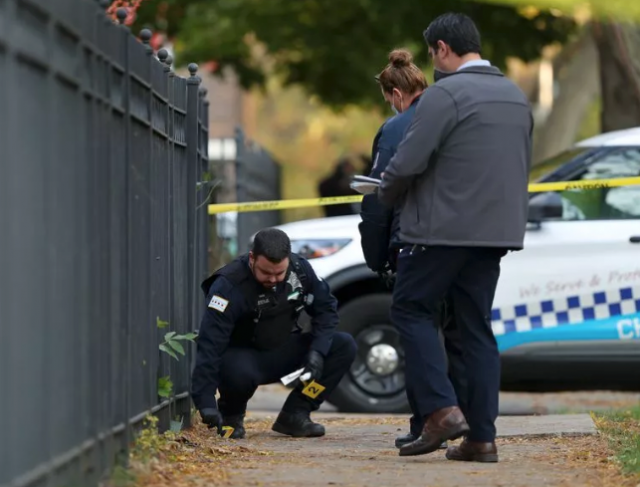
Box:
[358,48,465,453]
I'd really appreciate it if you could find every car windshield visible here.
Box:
[529,148,593,182]
[529,145,640,219]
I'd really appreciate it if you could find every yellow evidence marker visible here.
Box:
[301,380,326,399]
[221,426,234,439]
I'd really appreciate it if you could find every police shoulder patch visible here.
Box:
[208,294,229,312]
[287,271,302,291]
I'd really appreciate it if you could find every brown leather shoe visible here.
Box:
[399,406,469,457]
[446,439,498,463]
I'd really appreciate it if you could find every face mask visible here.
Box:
[390,91,403,114]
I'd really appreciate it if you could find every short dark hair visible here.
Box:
[251,228,291,263]
[423,13,482,57]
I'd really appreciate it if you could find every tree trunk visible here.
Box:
[592,21,640,132]
[532,28,599,164]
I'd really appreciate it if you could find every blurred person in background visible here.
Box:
[359,154,374,177]
[318,157,359,217]
[358,48,467,452]
[379,13,533,462]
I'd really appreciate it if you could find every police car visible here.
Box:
[275,127,640,413]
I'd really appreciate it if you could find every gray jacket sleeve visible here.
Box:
[378,86,458,206]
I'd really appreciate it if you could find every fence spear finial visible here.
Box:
[188,63,201,85]
[140,28,153,54]
[158,49,172,74]
[116,7,127,24]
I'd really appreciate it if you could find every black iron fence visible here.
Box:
[0,1,211,486]
[235,127,283,252]
[209,128,283,259]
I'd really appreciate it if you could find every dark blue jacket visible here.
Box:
[358,94,422,273]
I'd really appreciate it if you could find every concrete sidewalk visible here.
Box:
[247,384,640,416]
[213,413,604,487]
[245,411,597,438]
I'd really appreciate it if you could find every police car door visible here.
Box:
[491,147,640,354]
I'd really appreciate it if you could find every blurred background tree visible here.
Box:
[481,0,640,160]
[125,0,576,223]
[113,0,640,222]
[131,0,575,109]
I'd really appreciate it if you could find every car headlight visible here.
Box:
[290,239,351,259]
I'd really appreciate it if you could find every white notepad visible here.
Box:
[350,175,381,195]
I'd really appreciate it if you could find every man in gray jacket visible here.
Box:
[378,12,533,463]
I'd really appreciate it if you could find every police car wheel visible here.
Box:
[328,293,411,414]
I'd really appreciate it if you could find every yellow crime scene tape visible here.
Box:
[207,176,640,215]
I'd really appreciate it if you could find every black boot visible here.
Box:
[395,431,419,448]
[222,413,246,439]
[395,431,447,449]
[271,411,325,438]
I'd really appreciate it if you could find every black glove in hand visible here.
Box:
[200,407,223,434]
[379,270,396,290]
[301,349,324,383]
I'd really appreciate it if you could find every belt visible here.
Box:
[399,244,427,255]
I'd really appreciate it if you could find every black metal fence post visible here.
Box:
[185,63,201,361]
[168,56,191,434]
[157,47,175,431]
[197,83,210,311]
[233,127,283,253]
[115,6,135,473]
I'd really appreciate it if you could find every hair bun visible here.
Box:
[389,49,413,67]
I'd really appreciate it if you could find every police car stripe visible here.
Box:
[491,286,640,336]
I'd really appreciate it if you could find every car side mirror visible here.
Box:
[527,192,564,222]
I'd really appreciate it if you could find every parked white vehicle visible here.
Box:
[275,127,640,413]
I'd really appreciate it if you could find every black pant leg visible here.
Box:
[387,258,422,435]
[282,332,357,413]
[218,331,357,416]
[406,386,423,436]
[217,347,262,416]
[217,333,313,416]
[407,298,461,435]
[450,247,506,443]
[391,246,467,418]
[441,296,469,419]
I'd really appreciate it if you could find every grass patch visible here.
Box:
[592,406,640,479]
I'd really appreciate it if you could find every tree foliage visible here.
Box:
[132,0,576,108]
[592,21,640,132]
[482,0,640,22]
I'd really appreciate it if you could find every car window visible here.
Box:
[555,148,640,220]
[529,148,591,181]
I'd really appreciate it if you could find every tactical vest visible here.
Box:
[201,254,313,351]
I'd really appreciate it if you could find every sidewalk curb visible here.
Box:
[244,411,597,438]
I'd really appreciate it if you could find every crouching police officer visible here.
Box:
[191,228,357,439]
